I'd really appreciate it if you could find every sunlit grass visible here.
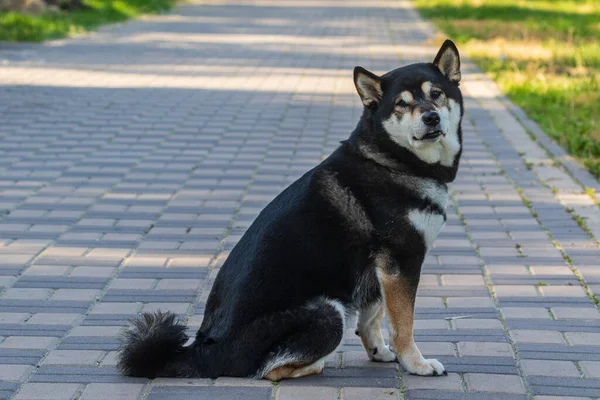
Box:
[0,0,176,42]
[415,0,600,181]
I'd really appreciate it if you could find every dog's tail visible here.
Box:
[117,311,199,378]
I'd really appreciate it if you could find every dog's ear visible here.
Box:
[433,40,461,83]
[353,67,382,109]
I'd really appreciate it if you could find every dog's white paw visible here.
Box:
[370,345,397,362]
[403,357,447,376]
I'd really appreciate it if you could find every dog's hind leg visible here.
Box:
[356,301,397,362]
[264,358,325,381]
[257,298,345,381]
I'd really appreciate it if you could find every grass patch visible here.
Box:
[0,0,176,42]
[414,0,600,181]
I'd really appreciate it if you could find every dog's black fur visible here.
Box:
[118,40,464,380]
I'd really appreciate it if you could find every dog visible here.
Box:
[117,39,463,381]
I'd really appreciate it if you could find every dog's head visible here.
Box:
[353,40,463,172]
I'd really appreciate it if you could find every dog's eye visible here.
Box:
[431,89,443,100]
[396,99,409,108]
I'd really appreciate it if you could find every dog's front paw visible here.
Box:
[403,357,447,376]
[370,345,397,362]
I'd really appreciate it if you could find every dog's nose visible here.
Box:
[422,111,440,126]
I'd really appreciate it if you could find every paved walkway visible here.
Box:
[1,1,600,399]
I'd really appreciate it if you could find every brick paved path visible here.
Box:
[1,1,600,399]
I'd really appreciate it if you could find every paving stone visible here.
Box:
[529,376,600,397]
[89,302,141,314]
[0,364,34,381]
[108,278,157,290]
[70,267,116,278]
[510,330,565,344]
[68,326,123,337]
[276,386,337,400]
[521,360,580,377]
[156,279,203,290]
[416,342,456,356]
[0,336,59,349]
[2,288,53,300]
[453,319,504,330]
[80,383,145,400]
[341,387,399,400]
[580,361,600,378]
[50,289,101,301]
[407,390,527,400]
[502,307,552,319]
[0,312,30,323]
[564,332,600,346]
[14,383,82,400]
[465,373,526,393]
[279,368,398,388]
[494,286,539,297]
[403,373,462,390]
[43,350,106,365]
[458,342,514,357]
[446,297,495,308]
[552,307,600,320]
[539,287,587,297]
[342,351,399,369]
[26,313,80,325]
[148,386,272,400]
[22,266,70,276]
[142,303,190,314]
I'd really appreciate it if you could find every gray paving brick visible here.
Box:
[79,383,145,400]
[0,364,34,381]
[14,277,108,289]
[279,368,398,388]
[0,349,46,365]
[465,373,526,394]
[521,360,580,377]
[0,324,71,337]
[0,336,59,349]
[405,390,527,400]
[0,299,92,314]
[101,289,196,303]
[276,387,338,400]
[43,350,106,365]
[148,386,272,400]
[30,366,146,384]
[529,376,600,397]
[14,383,82,400]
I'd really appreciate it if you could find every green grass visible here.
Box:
[0,0,176,42]
[414,0,600,181]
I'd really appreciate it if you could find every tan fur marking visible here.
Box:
[378,270,415,355]
[400,91,413,104]
[264,361,324,381]
[421,81,432,95]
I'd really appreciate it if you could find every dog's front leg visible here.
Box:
[356,302,396,362]
[378,269,447,376]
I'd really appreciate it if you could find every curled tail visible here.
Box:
[117,311,198,378]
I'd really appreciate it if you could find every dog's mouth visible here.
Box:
[413,130,445,142]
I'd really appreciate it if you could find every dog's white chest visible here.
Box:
[407,183,448,248]
[408,210,446,248]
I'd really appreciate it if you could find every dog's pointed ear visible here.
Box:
[354,66,382,109]
[433,40,461,83]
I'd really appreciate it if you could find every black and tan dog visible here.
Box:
[118,40,463,381]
